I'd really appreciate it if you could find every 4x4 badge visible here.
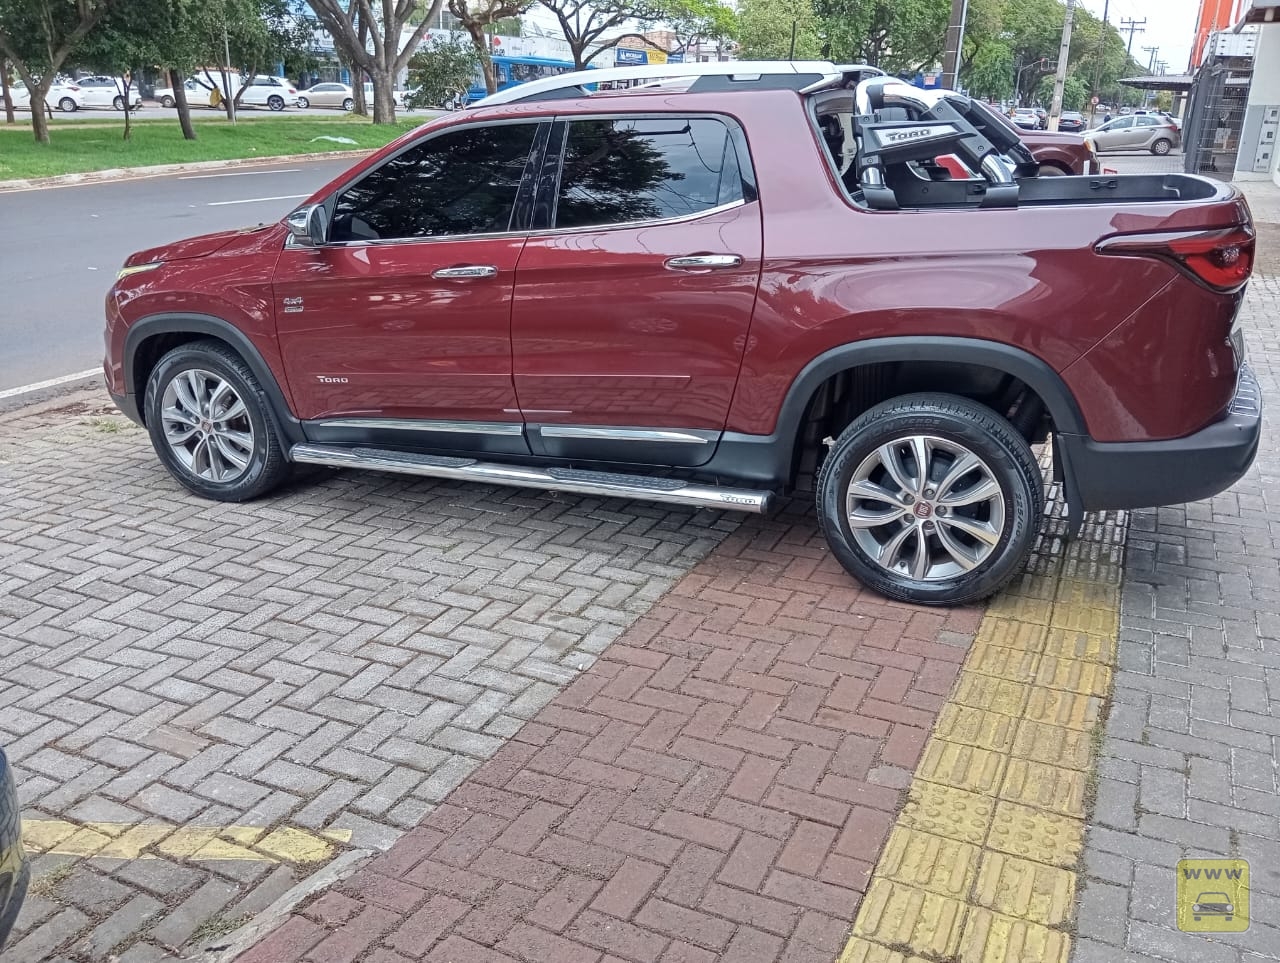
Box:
[283,296,304,314]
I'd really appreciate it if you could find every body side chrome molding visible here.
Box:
[537,425,717,445]
[313,418,524,436]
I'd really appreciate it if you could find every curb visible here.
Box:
[0,149,377,192]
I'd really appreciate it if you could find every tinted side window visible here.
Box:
[332,123,537,242]
[554,118,745,229]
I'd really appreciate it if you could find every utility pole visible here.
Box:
[1048,0,1077,131]
[1120,17,1146,59]
[1090,0,1110,125]
[941,0,969,90]
[1143,46,1161,108]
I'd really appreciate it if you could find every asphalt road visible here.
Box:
[0,157,357,392]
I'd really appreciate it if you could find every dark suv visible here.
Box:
[104,63,1261,605]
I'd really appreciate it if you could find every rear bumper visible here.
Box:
[1059,365,1261,512]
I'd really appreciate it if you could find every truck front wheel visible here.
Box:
[816,393,1043,606]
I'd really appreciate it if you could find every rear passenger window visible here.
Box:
[553,117,746,229]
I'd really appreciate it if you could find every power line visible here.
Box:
[1120,16,1146,59]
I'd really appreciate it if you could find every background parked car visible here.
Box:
[1033,107,1048,129]
[362,82,407,109]
[9,78,84,112]
[298,82,355,110]
[153,77,201,107]
[73,75,143,110]
[238,75,300,110]
[1086,113,1182,155]
[1011,107,1040,130]
[0,747,27,953]
[1058,110,1086,133]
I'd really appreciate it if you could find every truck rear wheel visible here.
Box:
[816,393,1042,606]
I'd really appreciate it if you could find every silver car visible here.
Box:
[297,82,355,111]
[1086,114,1181,156]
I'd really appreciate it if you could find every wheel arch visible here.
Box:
[124,313,305,446]
[711,337,1086,487]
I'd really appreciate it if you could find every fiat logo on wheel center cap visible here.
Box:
[913,502,933,519]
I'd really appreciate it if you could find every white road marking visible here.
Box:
[179,168,302,180]
[0,367,101,400]
[207,193,309,207]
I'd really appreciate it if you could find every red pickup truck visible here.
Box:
[104,63,1260,605]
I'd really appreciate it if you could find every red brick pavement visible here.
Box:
[237,512,982,963]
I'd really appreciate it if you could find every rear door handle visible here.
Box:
[432,265,498,279]
[664,254,744,272]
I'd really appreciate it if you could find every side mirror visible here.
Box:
[286,203,329,246]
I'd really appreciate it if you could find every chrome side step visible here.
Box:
[289,444,773,514]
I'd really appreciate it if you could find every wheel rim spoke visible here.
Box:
[909,530,931,580]
[940,477,1001,508]
[908,436,931,494]
[877,523,915,571]
[940,514,1001,546]
[213,433,250,470]
[937,452,981,501]
[935,521,980,571]
[876,443,917,496]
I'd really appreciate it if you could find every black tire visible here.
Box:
[342,97,354,111]
[58,97,77,112]
[1037,164,1067,177]
[297,96,310,108]
[161,95,175,108]
[1151,138,1172,156]
[144,340,291,502]
[113,95,125,110]
[268,95,284,111]
[816,393,1043,606]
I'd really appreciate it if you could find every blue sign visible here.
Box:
[667,53,683,63]
[615,48,648,65]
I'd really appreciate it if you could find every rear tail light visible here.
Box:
[1097,226,1255,292]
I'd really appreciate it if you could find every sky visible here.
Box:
[1076,0,1202,75]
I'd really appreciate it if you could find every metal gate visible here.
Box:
[1183,62,1254,178]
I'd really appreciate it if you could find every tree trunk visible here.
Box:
[352,69,368,115]
[572,42,586,70]
[171,68,196,140]
[466,23,497,94]
[1,60,14,124]
[122,75,133,142]
[369,70,397,123]
[29,77,53,144]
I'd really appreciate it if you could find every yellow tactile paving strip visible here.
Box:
[840,463,1126,963]
[21,818,352,863]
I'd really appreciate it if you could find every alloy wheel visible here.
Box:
[160,369,256,483]
[845,434,1006,581]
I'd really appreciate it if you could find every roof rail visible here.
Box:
[473,60,846,107]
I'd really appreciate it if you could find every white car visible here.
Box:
[72,75,143,110]
[362,83,407,109]
[238,75,300,110]
[9,78,85,112]
[153,78,202,108]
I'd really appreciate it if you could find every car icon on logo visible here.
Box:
[1192,892,1234,921]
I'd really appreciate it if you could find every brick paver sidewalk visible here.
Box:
[238,512,980,963]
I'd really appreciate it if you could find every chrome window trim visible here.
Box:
[538,426,716,445]
[316,418,524,436]
[284,198,750,250]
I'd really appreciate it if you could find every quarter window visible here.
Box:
[331,123,538,242]
[553,117,746,229]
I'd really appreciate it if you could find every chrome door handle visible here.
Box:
[432,265,498,279]
[664,254,744,271]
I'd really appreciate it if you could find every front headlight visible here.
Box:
[116,261,161,280]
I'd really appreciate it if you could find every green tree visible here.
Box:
[448,0,533,95]
[307,0,442,123]
[737,0,820,60]
[0,0,121,143]
[406,34,478,107]
[538,0,674,69]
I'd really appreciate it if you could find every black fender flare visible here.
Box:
[123,313,305,446]
[710,336,1087,486]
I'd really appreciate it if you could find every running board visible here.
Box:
[289,444,773,514]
